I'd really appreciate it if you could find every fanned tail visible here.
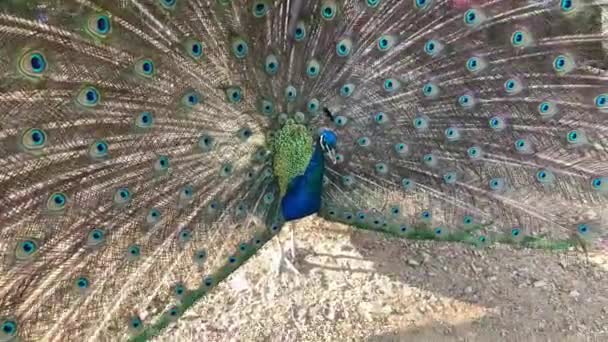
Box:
[311,0,608,249]
[0,1,292,340]
[2,0,608,341]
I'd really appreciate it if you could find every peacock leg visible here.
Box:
[271,236,284,275]
[271,231,301,276]
[289,221,297,261]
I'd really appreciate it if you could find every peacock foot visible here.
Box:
[272,238,301,276]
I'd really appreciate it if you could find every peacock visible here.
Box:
[1,0,608,340]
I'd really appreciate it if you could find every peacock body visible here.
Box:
[1,0,608,340]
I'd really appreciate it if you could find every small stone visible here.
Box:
[569,290,580,298]
[421,252,432,263]
[408,259,420,267]
[358,301,391,320]
[465,286,473,294]
[533,280,547,288]
[324,306,336,320]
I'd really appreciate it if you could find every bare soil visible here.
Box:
[156,217,608,342]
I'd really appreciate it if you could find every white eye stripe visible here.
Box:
[319,135,337,164]
[327,148,337,164]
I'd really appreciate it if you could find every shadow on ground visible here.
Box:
[297,220,608,339]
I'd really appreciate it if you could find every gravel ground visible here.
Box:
[156,217,608,342]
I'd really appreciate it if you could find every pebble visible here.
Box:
[533,280,547,288]
[421,252,432,263]
[408,259,420,267]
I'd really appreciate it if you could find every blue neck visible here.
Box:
[280,143,325,221]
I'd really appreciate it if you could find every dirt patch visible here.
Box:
[156,217,608,341]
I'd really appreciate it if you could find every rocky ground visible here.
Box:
[156,217,608,342]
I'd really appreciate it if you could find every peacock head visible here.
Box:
[319,129,338,164]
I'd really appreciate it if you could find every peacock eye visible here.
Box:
[357,136,370,147]
[264,54,279,75]
[504,78,524,94]
[47,192,68,212]
[594,94,608,111]
[21,241,36,254]
[89,140,109,159]
[76,276,90,289]
[306,59,321,78]
[414,0,432,10]
[114,187,131,205]
[336,38,352,57]
[511,29,533,48]
[424,39,443,56]
[463,216,473,225]
[285,85,297,101]
[130,316,143,330]
[463,9,485,28]
[19,50,48,78]
[489,178,505,191]
[231,38,249,59]
[374,112,388,124]
[159,0,177,8]
[87,228,106,246]
[377,35,395,51]
[366,0,380,8]
[560,0,574,12]
[320,1,337,20]
[375,163,388,174]
[127,245,141,260]
[226,86,243,104]
[294,21,306,41]
[134,58,155,78]
[77,86,101,107]
[334,116,348,127]
[535,169,555,184]
[181,91,200,107]
[577,223,589,234]
[184,39,203,59]
[383,78,400,92]
[340,83,355,97]
[252,1,269,17]
[1,319,17,337]
[515,139,532,154]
